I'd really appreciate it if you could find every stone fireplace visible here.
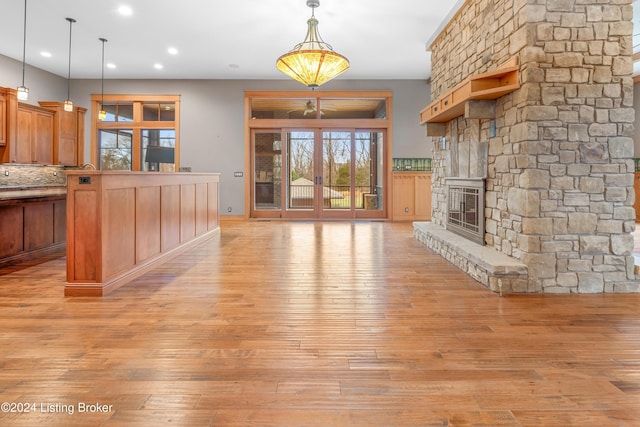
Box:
[415,0,639,293]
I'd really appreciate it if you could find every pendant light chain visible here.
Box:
[17,0,29,100]
[21,0,27,87]
[98,38,108,120]
[63,17,76,111]
[100,38,107,108]
[66,17,75,101]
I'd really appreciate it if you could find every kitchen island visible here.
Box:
[65,170,220,296]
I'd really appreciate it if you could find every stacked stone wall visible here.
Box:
[428,0,638,293]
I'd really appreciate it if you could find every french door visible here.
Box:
[251,128,386,219]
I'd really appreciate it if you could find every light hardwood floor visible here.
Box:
[1,220,640,426]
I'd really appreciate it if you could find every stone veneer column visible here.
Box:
[428,0,638,293]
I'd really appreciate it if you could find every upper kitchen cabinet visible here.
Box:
[14,103,54,164]
[39,102,86,166]
[0,87,18,160]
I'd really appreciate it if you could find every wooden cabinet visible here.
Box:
[14,104,54,164]
[0,205,24,259]
[0,88,87,166]
[393,172,432,221]
[0,88,16,162]
[39,102,86,166]
[0,196,66,267]
[0,92,7,147]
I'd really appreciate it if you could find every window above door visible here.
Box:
[247,91,391,121]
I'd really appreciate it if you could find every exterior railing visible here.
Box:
[288,185,375,209]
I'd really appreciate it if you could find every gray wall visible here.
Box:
[1,54,432,215]
[0,54,68,105]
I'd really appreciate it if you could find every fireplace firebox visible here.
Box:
[446,178,485,245]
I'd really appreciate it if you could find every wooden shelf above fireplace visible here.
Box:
[420,59,520,124]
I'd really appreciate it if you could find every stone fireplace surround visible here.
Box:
[415,0,639,293]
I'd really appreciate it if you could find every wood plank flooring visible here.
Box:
[0,220,640,426]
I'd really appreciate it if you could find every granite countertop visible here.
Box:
[0,186,67,200]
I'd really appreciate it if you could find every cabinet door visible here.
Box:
[33,111,53,164]
[0,96,6,147]
[24,203,55,251]
[415,173,432,220]
[58,109,78,165]
[15,108,32,163]
[393,174,415,219]
[0,205,24,258]
[54,200,66,244]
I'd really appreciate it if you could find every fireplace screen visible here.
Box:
[446,179,485,245]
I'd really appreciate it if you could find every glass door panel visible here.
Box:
[355,131,384,213]
[322,131,352,211]
[287,131,316,211]
[252,131,282,212]
[252,129,386,219]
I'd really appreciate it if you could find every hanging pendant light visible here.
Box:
[276,0,349,89]
[17,0,29,101]
[63,17,76,112]
[98,38,108,121]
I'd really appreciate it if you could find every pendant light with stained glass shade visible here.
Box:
[17,0,29,101]
[63,17,76,112]
[98,38,107,120]
[276,0,349,89]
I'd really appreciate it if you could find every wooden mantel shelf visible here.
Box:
[420,59,520,124]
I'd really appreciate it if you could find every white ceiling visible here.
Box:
[0,0,464,81]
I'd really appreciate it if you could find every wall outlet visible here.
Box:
[227,207,232,212]
[3,170,8,176]
[234,171,243,177]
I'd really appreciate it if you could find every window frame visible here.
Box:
[90,94,180,171]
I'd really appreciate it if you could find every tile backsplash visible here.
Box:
[0,164,67,188]
[392,158,432,171]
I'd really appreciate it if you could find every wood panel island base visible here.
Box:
[65,171,220,296]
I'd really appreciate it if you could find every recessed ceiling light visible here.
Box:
[107,63,116,69]
[154,63,163,70]
[40,51,52,58]
[118,5,133,16]
[168,47,178,55]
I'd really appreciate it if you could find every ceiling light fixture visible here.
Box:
[118,5,132,16]
[17,0,29,101]
[276,0,349,89]
[63,17,76,112]
[98,37,108,121]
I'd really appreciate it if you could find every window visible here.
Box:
[91,94,180,171]
[142,129,176,172]
[99,129,132,170]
